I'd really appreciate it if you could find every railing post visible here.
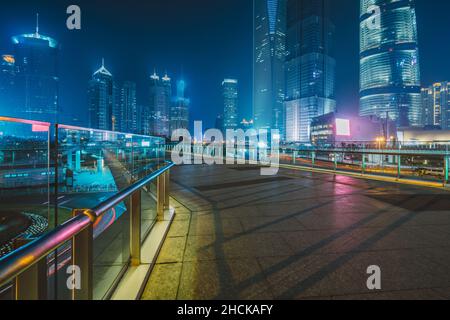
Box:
[444,155,449,187]
[334,153,338,171]
[130,190,141,266]
[14,239,47,300]
[397,154,402,180]
[157,172,165,221]
[164,170,170,210]
[311,151,315,167]
[362,153,366,175]
[72,210,93,301]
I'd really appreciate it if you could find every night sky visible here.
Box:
[0,0,449,129]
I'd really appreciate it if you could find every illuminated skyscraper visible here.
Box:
[253,0,287,134]
[88,59,115,130]
[170,80,190,133]
[222,79,239,130]
[12,16,59,123]
[360,0,421,128]
[284,0,336,143]
[120,81,138,133]
[146,71,171,138]
[421,82,450,130]
[0,55,16,117]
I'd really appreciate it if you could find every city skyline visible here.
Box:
[1,0,450,132]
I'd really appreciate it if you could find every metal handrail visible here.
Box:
[0,161,174,288]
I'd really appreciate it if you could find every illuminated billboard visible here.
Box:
[335,119,351,136]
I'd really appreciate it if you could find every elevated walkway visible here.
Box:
[141,164,450,300]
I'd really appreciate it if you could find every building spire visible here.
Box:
[35,13,39,36]
[102,57,105,68]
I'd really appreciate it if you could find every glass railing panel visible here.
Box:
[400,154,444,183]
[131,135,165,181]
[47,239,73,300]
[141,186,157,242]
[93,202,130,300]
[0,117,51,259]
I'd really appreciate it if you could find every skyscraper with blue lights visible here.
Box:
[360,0,422,128]
[284,0,336,143]
[88,59,115,130]
[0,55,16,118]
[253,0,287,135]
[222,79,239,130]
[147,71,171,138]
[120,81,138,133]
[12,17,59,123]
[170,80,190,133]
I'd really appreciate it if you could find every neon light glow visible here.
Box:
[335,119,351,136]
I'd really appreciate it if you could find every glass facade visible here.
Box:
[253,0,286,134]
[170,80,190,132]
[360,0,422,127]
[222,79,239,130]
[284,0,336,143]
[146,72,171,138]
[88,60,115,131]
[12,30,59,123]
[421,82,450,130]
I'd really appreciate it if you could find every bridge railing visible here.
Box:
[281,144,450,187]
[0,117,172,300]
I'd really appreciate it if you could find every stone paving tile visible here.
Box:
[156,236,187,264]
[189,215,244,236]
[177,259,274,300]
[167,220,190,238]
[142,263,183,300]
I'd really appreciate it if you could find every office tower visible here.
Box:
[253,0,287,134]
[222,79,239,130]
[421,82,450,129]
[120,81,138,133]
[0,55,16,117]
[12,17,59,123]
[88,59,115,131]
[170,80,190,132]
[284,0,336,143]
[146,71,171,138]
[360,0,421,128]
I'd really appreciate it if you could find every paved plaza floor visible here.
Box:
[142,165,450,300]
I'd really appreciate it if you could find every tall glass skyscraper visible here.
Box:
[12,20,59,123]
[88,59,115,131]
[421,82,450,130]
[222,79,239,130]
[360,0,421,128]
[284,0,336,143]
[120,81,138,134]
[170,80,190,133]
[146,71,171,138]
[253,0,287,134]
[0,55,16,117]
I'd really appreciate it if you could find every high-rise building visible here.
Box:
[12,17,59,123]
[170,80,190,133]
[285,0,336,142]
[145,71,171,138]
[421,82,450,130]
[88,59,115,131]
[253,0,287,133]
[284,0,336,143]
[222,79,239,130]
[360,0,422,128]
[120,81,138,134]
[0,55,16,117]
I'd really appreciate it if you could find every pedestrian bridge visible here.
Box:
[1,117,450,300]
